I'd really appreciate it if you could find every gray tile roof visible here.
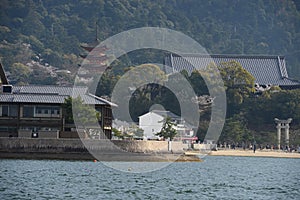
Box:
[0,94,66,104]
[12,85,87,96]
[164,54,300,87]
[0,85,113,105]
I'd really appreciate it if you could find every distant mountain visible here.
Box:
[0,0,299,85]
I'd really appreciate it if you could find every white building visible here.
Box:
[138,110,194,140]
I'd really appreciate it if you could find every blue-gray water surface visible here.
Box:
[0,156,299,199]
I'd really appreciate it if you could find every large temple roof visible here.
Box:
[164,54,300,88]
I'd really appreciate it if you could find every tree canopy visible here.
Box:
[0,0,299,86]
[155,116,178,141]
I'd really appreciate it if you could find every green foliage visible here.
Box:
[220,113,253,144]
[155,116,177,141]
[134,128,144,137]
[10,62,31,85]
[63,96,100,127]
[112,63,167,121]
[112,127,123,139]
[1,0,300,145]
[1,0,300,84]
[244,89,300,126]
[218,60,255,116]
[189,70,209,96]
[63,97,74,123]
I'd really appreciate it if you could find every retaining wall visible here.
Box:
[0,138,187,154]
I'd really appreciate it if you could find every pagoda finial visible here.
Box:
[0,62,9,85]
[95,21,99,42]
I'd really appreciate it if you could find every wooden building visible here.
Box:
[0,79,115,139]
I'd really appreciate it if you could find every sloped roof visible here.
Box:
[164,54,300,87]
[152,110,181,119]
[0,85,115,106]
[139,110,181,120]
[12,85,87,96]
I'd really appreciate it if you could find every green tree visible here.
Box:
[219,61,255,116]
[220,113,252,144]
[133,128,144,138]
[155,116,177,141]
[10,62,31,85]
[63,97,74,123]
[188,70,209,96]
[113,64,167,121]
[112,127,123,139]
[63,96,100,128]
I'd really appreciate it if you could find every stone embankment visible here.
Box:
[0,138,202,162]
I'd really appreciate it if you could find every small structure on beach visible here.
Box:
[274,118,292,149]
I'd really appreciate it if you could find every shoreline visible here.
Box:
[0,151,203,162]
[208,149,300,158]
[1,150,300,161]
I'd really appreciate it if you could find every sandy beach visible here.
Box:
[208,149,300,158]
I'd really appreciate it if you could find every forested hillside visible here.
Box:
[1,0,300,145]
[0,0,299,85]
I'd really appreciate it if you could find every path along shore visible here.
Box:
[208,149,300,158]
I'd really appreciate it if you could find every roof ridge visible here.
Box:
[283,77,300,83]
[10,93,69,96]
[87,93,118,107]
[14,85,87,89]
[170,54,285,59]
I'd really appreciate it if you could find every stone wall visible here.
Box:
[0,138,188,154]
[18,130,59,139]
[112,140,188,153]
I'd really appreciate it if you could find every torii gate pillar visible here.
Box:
[274,118,292,149]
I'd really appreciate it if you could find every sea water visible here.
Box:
[0,156,299,199]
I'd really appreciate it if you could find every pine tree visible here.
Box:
[156,116,177,141]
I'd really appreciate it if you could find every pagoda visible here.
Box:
[79,23,109,75]
[78,24,113,139]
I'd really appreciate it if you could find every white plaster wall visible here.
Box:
[139,112,164,138]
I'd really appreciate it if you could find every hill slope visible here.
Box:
[0,0,299,85]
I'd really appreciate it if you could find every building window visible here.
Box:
[0,126,17,133]
[0,104,18,117]
[10,105,18,117]
[23,106,34,117]
[35,106,60,117]
[2,105,8,117]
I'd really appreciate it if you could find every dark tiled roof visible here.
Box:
[164,54,300,87]
[0,85,113,105]
[12,85,87,96]
[0,94,66,104]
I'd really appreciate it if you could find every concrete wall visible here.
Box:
[112,140,188,153]
[0,138,188,154]
[18,130,32,138]
[59,131,80,138]
[193,143,217,151]
[18,130,59,139]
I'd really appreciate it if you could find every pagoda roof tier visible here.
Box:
[80,44,108,52]
[80,54,108,61]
